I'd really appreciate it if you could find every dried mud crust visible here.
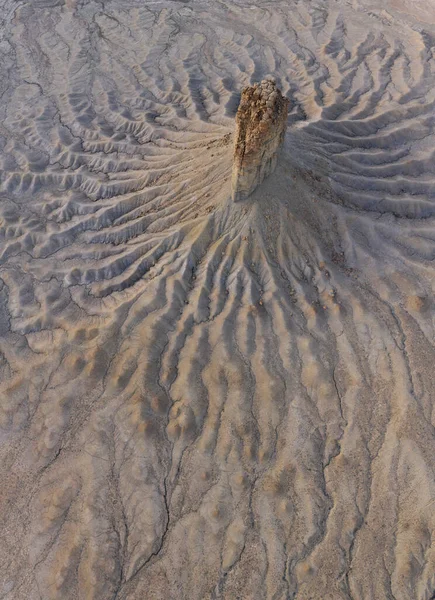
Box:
[2,1,435,599]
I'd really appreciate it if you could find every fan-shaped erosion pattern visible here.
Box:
[1,1,435,600]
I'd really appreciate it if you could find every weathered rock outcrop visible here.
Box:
[232,79,289,201]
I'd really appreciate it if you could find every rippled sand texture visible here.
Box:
[1,0,435,598]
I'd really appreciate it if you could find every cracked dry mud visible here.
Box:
[1,0,435,599]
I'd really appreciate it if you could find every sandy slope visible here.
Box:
[1,0,435,598]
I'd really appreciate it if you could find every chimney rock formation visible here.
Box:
[232,79,289,201]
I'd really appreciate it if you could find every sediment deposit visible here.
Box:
[1,1,435,599]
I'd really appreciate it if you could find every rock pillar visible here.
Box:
[232,79,289,201]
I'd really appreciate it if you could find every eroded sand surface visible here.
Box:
[1,1,435,598]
